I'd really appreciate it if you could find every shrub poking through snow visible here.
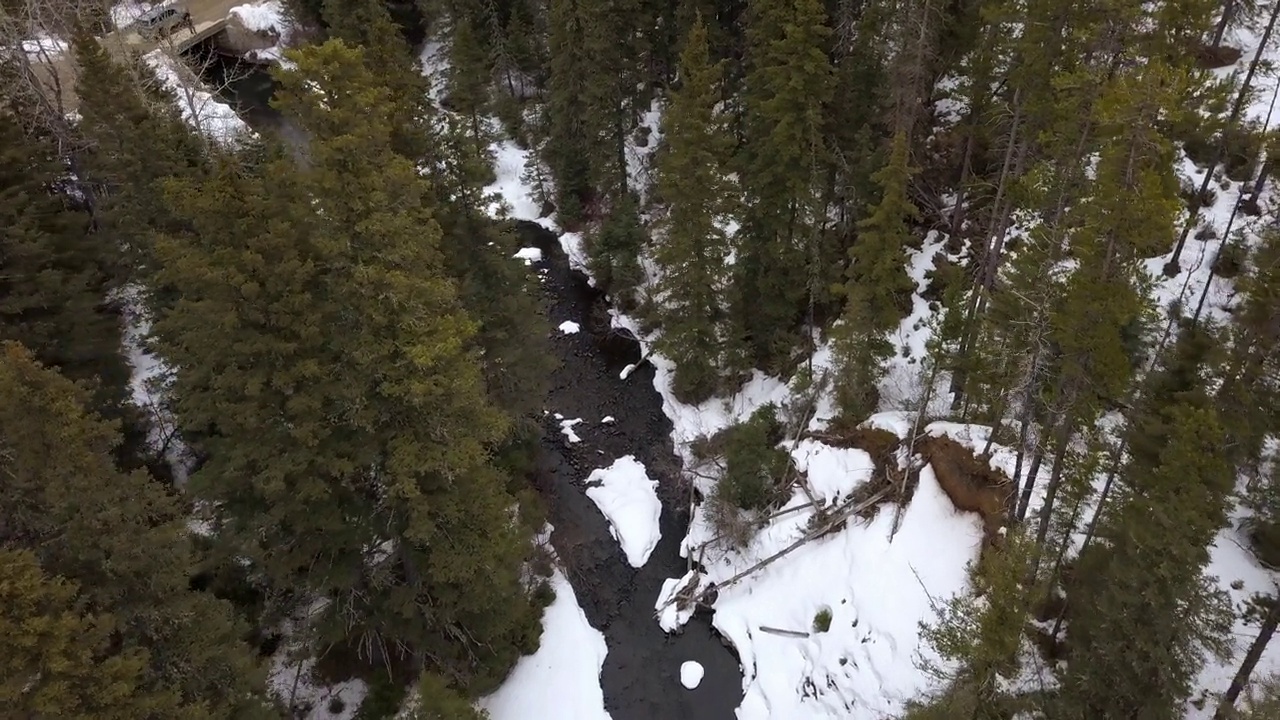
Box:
[719,404,790,511]
[812,607,833,633]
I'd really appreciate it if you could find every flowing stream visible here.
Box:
[201,52,744,718]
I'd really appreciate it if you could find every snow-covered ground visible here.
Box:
[473,17,1280,715]
[20,34,67,59]
[142,49,251,146]
[228,0,296,65]
[584,456,663,569]
[479,568,612,720]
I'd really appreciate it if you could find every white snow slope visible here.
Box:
[480,569,612,720]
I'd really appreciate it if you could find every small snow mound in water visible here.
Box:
[655,570,702,632]
[558,320,581,334]
[619,363,637,380]
[559,418,584,443]
[585,456,662,568]
[513,247,543,264]
[680,661,704,690]
[601,415,616,424]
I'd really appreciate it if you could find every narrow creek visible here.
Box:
[200,51,744,718]
[517,222,743,719]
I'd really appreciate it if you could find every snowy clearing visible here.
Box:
[479,568,612,720]
[142,50,251,147]
[585,456,663,568]
[680,661,704,690]
[558,320,581,335]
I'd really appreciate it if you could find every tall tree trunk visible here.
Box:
[1170,0,1280,273]
[1214,595,1280,719]
[1212,0,1238,49]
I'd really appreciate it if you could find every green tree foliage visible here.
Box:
[544,0,598,222]
[0,549,183,719]
[446,13,496,163]
[0,343,274,717]
[152,40,541,689]
[832,130,919,420]
[71,31,209,285]
[907,530,1036,720]
[0,95,131,425]
[717,404,790,511]
[651,15,738,402]
[406,672,491,719]
[1054,330,1235,719]
[733,0,834,373]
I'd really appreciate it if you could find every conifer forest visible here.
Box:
[5,0,1280,717]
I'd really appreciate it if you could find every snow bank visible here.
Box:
[111,1,153,30]
[480,569,612,720]
[229,0,286,33]
[513,247,543,264]
[585,456,663,568]
[710,468,981,719]
[142,50,250,147]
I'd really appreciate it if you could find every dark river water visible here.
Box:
[196,46,744,720]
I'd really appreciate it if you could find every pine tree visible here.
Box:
[908,530,1036,719]
[1054,330,1235,719]
[153,40,541,688]
[0,342,274,717]
[0,549,184,719]
[544,0,596,222]
[0,96,131,425]
[733,0,834,373]
[832,130,918,419]
[651,15,737,402]
[446,13,496,166]
[407,672,491,719]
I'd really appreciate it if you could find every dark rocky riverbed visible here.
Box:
[516,221,743,720]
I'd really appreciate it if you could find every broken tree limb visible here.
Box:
[759,625,811,639]
[660,485,894,613]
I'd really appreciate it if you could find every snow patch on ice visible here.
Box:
[480,568,612,720]
[680,661,705,690]
[558,320,581,335]
[585,456,663,568]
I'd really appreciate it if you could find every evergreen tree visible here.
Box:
[651,15,737,402]
[907,530,1036,719]
[407,672,491,719]
[446,13,496,165]
[1054,330,1234,719]
[733,0,833,372]
[0,96,131,424]
[0,549,183,719]
[832,130,918,419]
[152,41,541,688]
[0,343,274,717]
[544,0,597,222]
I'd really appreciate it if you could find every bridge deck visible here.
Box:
[32,0,242,114]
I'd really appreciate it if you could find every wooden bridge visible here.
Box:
[30,0,245,114]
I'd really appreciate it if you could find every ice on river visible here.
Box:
[585,456,663,568]
[480,568,612,720]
